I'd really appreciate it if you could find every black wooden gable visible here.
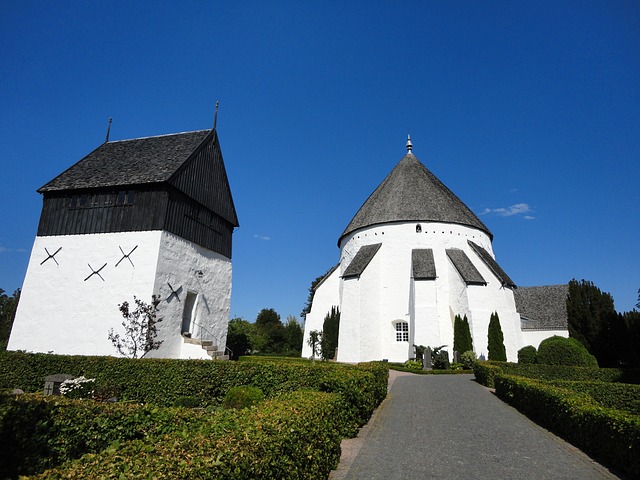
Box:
[36,129,238,258]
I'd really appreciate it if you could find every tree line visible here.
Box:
[225,308,303,360]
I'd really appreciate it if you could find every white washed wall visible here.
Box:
[8,230,232,359]
[301,267,340,358]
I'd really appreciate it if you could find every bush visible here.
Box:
[517,345,537,364]
[494,374,640,477]
[536,336,598,367]
[223,386,264,409]
[403,360,422,371]
[547,380,640,415]
[433,350,450,370]
[173,396,201,408]
[473,361,502,387]
[460,351,476,370]
[27,392,348,480]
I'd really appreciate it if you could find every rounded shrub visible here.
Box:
[403,360,422,371]
[460,350,477,370]
[223,386,265,409]
[517,345,537,364]
[536,336,598,367]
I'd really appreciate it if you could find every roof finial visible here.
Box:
[105,117,112,143]
[213,101,219,130]
[406,134,413,154]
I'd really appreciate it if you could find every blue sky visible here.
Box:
[1,1,639,320]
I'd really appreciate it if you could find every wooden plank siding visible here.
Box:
[37,189,168,236]
[169,130,238,227]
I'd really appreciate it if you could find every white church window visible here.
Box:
[395,321,409,342]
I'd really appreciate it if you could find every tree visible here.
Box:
[536,336,598,367]
[226,317,254,360]
[453,314,473,355]
[487,312,506,361]
[307,330,322,360]
[321,306,340,360]
[283,316,304,356]
[108,295,162,358]
[253,308,285,354]
[0,288,20,351]
[567,279,618,367]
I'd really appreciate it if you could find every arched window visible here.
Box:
[416,224,422,233]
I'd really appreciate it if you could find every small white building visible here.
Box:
[8,128,239,359]
[303,137,568,363]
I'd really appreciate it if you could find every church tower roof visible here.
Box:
[340,138,492,244]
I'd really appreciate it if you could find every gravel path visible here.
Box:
[330,373,621,479]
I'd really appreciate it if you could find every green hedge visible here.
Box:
[536,336,598,367]
[547,380,640,416]
[0,351,387,429]
[24,391,346,479]
[494,374,640,477]
[473,361,640,387]
[0,394,205,478]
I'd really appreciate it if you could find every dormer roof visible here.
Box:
[340,148,492,244]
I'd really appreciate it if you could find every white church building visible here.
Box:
[8,128,238,360]
[302,137,568,363]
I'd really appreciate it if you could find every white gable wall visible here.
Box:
[301,267,340,358]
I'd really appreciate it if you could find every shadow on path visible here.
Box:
[330,372,620,480]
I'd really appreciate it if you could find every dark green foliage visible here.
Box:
[474,360,640,386]
[0,288,20,351]
[283,316,304,356]
[173,396,201,408]
[487,312,506,361]
[321,306,340,360]
[453,314,473,354]
[517,345,537,364]
[473,362,503,388]
[432,349,450,370]
[0,353,388,479]
[494,374,640,477]
[621,310,640,367]
[226,317,253,360]
[223,386,264,409]
[567,279,619,367]
[536,336,598,367]
[547,380,640,415]
[253,308,286,354]
[8,392,348,480]
[307,330,322,359]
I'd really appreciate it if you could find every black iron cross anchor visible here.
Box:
[167,282,182,302]
[84,263,107,282]
[115,245,138,267]
[40,247,62,265]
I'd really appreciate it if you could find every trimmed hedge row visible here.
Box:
[0,351,387,431]
[0,394,206,478]
[473,361,640,388]
[494,374,640,477]
[26,391,347,479]
[547,380,640,416]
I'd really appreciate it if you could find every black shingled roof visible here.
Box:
[468,241,516,288]
[39,130,211,192]
[446,249,487,285]
[514,285,569,330]
[343,243,382,278]
[340,153,492,244]
[412,249,436,280]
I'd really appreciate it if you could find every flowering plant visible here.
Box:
[59,376,95,399]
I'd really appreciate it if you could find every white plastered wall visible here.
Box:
[8,230,232,360]
[301,267,340,358]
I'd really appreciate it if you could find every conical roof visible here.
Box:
[340,150,492,244]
